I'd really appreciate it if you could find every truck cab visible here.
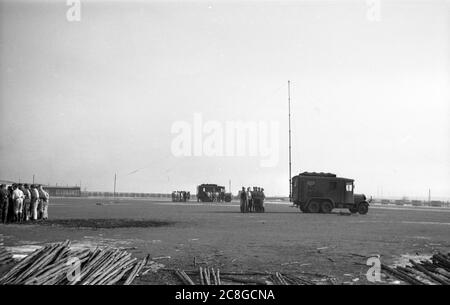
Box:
[292,172,369,214]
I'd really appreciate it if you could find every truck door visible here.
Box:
[306,180,315,198]
[345,182,354,203]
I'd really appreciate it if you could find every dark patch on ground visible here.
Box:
[38,218,175,229]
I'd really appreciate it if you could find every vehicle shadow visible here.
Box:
[205,210,353,215]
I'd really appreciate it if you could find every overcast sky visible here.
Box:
[0,0,449,199]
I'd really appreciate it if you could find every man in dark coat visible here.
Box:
[7,185,15,223]
[0,184,9,224]
[240,187,247,213]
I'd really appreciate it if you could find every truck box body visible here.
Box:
[292,172,368,213]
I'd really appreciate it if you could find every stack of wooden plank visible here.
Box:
[271,272,316,285]
[174,268,316,285]
[197,267,221,285]
[0,248,14,265]
[382,252,450,285]
[0,240,149,285]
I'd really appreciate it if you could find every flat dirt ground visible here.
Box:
[1,198,449,284]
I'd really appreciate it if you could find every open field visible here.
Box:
[1,198,449,284]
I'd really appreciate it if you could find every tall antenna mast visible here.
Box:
[288,80,292,201]
[114,173,117,198]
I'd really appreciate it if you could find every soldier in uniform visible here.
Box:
[239,187,247,213]
[259,188,266,212]
[247,187,253,212]
[0,184,9,224]
[11,184,24,222]
[37,185,45,219]
[21,184,31,221]
[252,187,258,212]
[30,184,40,221]
[7,185,14,222]
[39,185,49,220]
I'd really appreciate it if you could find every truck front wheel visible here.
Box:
[320,201,333,214]
[358,202,369,215]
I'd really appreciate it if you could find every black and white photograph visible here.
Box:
[0,0,449,300]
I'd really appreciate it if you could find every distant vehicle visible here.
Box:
[411,200,422,206]
[224,193,232,202]
[291,172,369,214]
[381,199,390,205]
[172,191,190,202]
[394,200,405,206]
[430,200,443,207]
[196,184,232,203]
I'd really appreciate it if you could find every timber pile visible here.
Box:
[0,240,149,285]
[271,272,316,285]
[173,268,316,285]
[0,248,14,265]
[382,252,450,285]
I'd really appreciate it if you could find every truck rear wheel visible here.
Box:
[320,201,333,214]
[358,202,369,215]
[307,201,320,213]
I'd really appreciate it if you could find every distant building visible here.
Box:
[44,186,81,197]
[0,179,16,185]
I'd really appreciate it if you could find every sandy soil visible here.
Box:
[0,198,449,285]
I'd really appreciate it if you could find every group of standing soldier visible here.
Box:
[209,191,225,202]
[0,183,50,224]
[171,191,190,202]
[239,186,265,213]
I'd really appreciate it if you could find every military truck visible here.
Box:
[411,200,422,206]
[291,172,369,214]
[196,184,232,203]
[381,199,390,205]
[430,200,443,207]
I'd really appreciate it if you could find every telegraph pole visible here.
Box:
[114,173,117,198]
[288,80,292,201]
[229,179,231,194]
[32,174,35,184]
